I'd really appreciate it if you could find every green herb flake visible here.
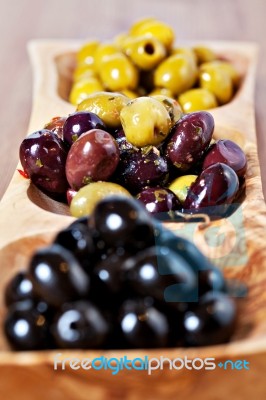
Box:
[72,134,79,142]
[35,159,43,168]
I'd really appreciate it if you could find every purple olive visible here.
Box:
[165,111,214,172]
[66,129,120,190]
[19,129,68,194]
[63,111,106,145]
[115,147,169,193]
[136,187,180,214]
[183,162,239,209]
[203,139,247,177]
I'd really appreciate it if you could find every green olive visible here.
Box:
[76,40,100,67]
[129,19,175,50]
[73,66,96,82]
[149,88,174,98]
[150,94,183,125]
[199,64,233,104]
[120,96,171,147]
[193,45,216,64]
[169,175,197,203]
[122,35,166,70]
[94,42,121,70]
[99,53,139,91]
[70,182,132,217]
[69,77,104,105]
[154,54,198,96]
[201,60,241,87]
[171,47,197,64]
[178,88,218,113]
[77,91,130,128]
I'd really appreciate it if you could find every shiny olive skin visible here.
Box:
[122,35,166,70]
[52,301,109,349]
[29,244,90,308]
[165,111,214,172]
[118,299,170,348]
[154,54,197,96]
[63,111,106,145]
[202,139,247,177]
[124,246,197,303]
[115,146,169,193]
[77,91,129,128]
[69,77,104,106]
[5,271,34,306]
[65,129,120,190]
[44,116,67,139]
[183,292,237,346]
[19,130,69,194]
[168,175,197,204]
[178,88,218,113]
[70,182,131,218]
[90,196,155,250]
[99,53,139,91]
[4,300,52,350]
[183,162,239,210]
[136,187,181,214]
[199,64,233,105]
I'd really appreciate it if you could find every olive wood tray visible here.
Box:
[0,40,265,400]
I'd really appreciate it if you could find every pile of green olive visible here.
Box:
[70,18,241,113]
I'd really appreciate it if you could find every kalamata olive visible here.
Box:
[165,111,214,172]
[183,162,239,210]
[19,129,69,194]
[202,139,247,177]
[115,146,169,193]
[63,111,106,145]
[44,116,67,139]
[136,187,180,214]
[65,129,120,190]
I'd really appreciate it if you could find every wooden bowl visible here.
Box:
[0,40,265,400]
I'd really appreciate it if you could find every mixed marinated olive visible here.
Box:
[69,18,241,112]
[4,196,238,350]
[19,94,247,218]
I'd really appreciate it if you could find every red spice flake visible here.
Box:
[17,169,29,179]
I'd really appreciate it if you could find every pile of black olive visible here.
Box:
[4,196,237,350]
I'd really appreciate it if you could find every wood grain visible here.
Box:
[0,37,266,399]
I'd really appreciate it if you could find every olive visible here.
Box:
[202,139,247,177]
[201,60,241,87]
[70,182,131,217]
[69,77,104,106]
[43,116,66,140]
[77,91,129,128]
[76,40,99,67]
[63,111,106,145]
[120,96,171,147]
[199,63,233,104]
[183,292,237,346]
[73,65,96,82]
[193,45,216,64]
[129,18,175,50]
[65,129,120,190]
[183,162,239,210]
[168,175,198,203]
[136,187,180,214]
[165,111,214,172]
[171,47,197,64]
[154,54,198,96]
[122,35,166,70]
[99,53,139,91]
[150,94,183,125]
[93,42,120,70]
[178,88,218,113]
